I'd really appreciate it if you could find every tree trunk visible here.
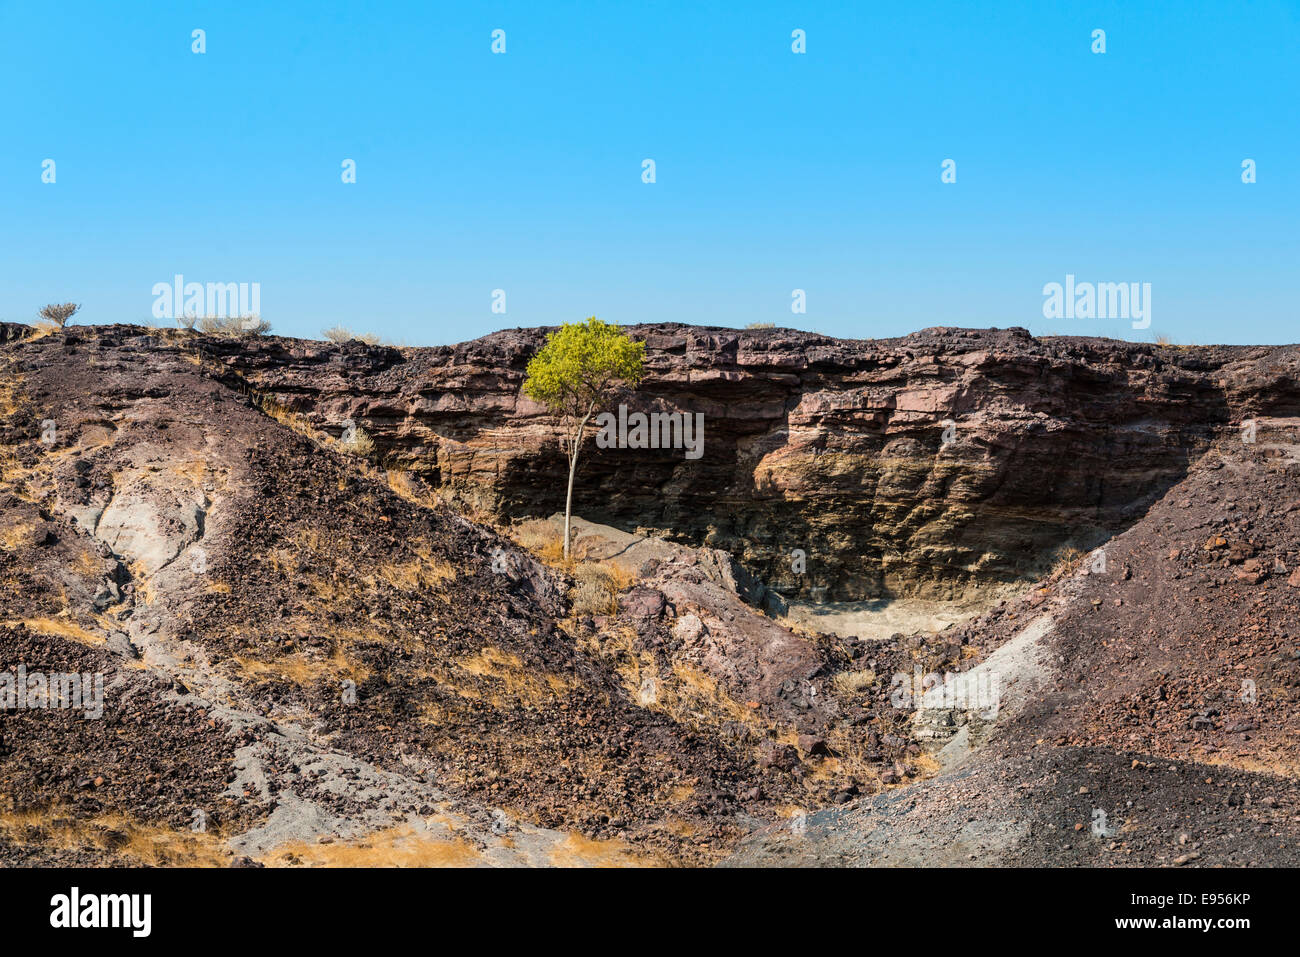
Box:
[563,404,594,560]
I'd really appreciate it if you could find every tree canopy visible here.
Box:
[522,317,645,417]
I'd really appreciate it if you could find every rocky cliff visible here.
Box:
[188,324,1300,602]
[5,321,1300,868]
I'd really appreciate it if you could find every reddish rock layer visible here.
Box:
[187,323,1300,601]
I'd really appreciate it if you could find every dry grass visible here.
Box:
[233,644,369,687]
[583,623,893,792]
[1152,334,1199,350]
[322,326,381,345]
[1201,750,1300,779]
[667,661,765,734]
[0,374,22,419]
[546,831,662,867]
[128,560,156,605]
[196,314,271,337]
[0,805,230,866]
[72,544,103,578]
[337,426,375,456]
[505,522,635,615]
[0,370,44,498]
[262,529,335,585]
[7,616,104,646]
[583,622,768,745]
[169,458,212,488]
[509,521,570,566]
[385,469,443,510]
[256,395,318,439]
[371,544,457,591]
[261,528,457,626]
[1049,544,1088,577]
[579,624,661,701]
[570,562,633,616]
[0,519,36,550]
[831,669,877,696]
[259,826,484,867]
[29,320,64,339]
[452,646,575,704]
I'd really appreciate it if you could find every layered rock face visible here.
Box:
[189,324,1300,602]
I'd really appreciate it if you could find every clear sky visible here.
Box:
[1,1,1295,346]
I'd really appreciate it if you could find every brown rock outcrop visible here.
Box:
[186,323,1300,602]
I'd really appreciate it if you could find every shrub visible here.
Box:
[322,326,380,345]
[832,670,877,696]
[570,565,619,617]
[339,425,374,456]
[510,521,570,566]
[568,561,634,617]
[196,314,271,337]
[744,322,775,330]
[38,303,80,327]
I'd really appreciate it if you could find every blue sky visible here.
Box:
[1,0,1296,345]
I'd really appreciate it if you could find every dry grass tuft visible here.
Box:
[385,469,442,510]
[0,805,230,866]
[337,425,375,456]
[509,522,571,566]
[452,646,575,703]
[0,520,36,550]
[8,616,104,646]
[196,314,271,337]
[1049,544,1089,578]
[569,562,633,616]
[322,326,381,345]
[373,545,457,591]
[506,523,636,614]
[831,669,877,696]
[234,644,369,687]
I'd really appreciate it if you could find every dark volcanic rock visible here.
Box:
[6,322,1300,870]
[192,324,1300,602]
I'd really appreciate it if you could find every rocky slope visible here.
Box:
[3,321,1298,868]
[729,417,1300,865]
[0,325,823,865]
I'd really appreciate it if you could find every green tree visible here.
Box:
[522,317,645,559]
